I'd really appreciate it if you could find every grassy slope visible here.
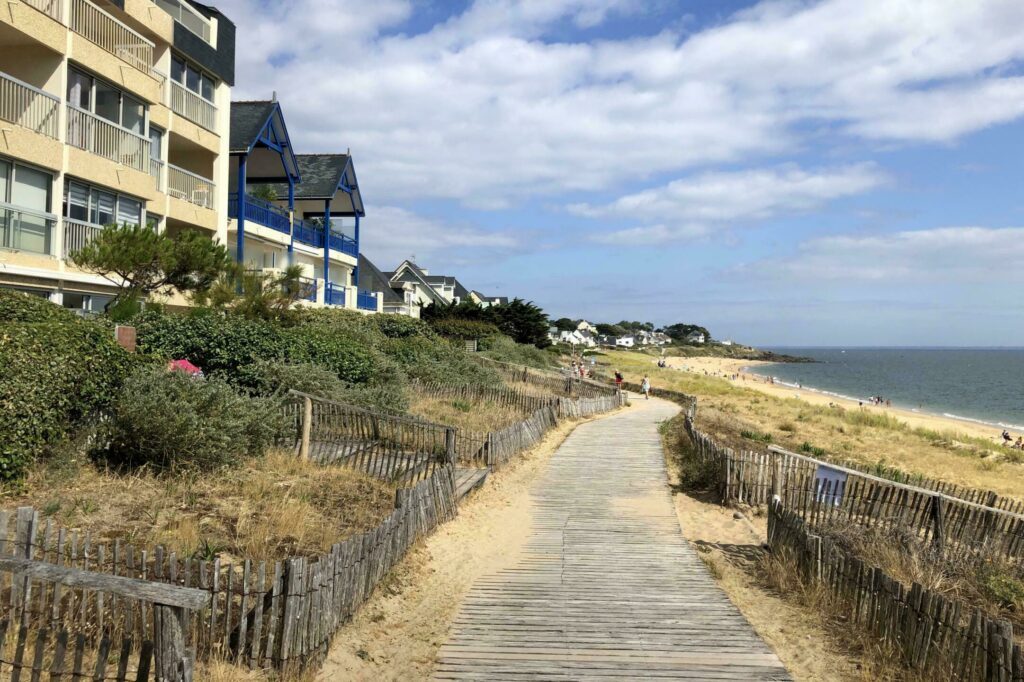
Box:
[606,350,1024,500]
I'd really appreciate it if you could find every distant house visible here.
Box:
[597,335,616,347]
[547,326,560,344]
[615,336,635,348]
[359,255,421,317]
[558,330,596,347]
[652,332,671,345]
[576,320,597,334]
[721,339,734,346]
[686,331,706,344]
[387,260,473,306]
[469,291,509,308]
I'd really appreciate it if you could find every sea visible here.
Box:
[744,348,1024,432]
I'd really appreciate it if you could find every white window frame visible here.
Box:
[63,179,146,229]
[67,66,149,136]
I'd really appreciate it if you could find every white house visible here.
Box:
[559,330,597,347]
[615,336,635,348]
[577,320,597,334]
[721,339,734,346]
[686,331,706,344]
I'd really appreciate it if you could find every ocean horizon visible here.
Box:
[745,347,1024,433]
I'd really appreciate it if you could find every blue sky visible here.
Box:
[220,0,1024,346]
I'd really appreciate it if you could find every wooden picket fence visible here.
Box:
[0,466,458,674]
[769,499,1024,681]
[475,356,617,400]
[282,391,454,484]
[411,380,559,414]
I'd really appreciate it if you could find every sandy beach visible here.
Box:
[661,356,1008,444]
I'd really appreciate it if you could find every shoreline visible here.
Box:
[660,356,1013,444]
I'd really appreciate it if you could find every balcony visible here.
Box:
[167,164,215,210]
[69,0,156,77]
[357,290,378,312]
[325,282,346,307]
[293,220,324,249]
[229,192,289,234]
[22,0,61,21]
[62,217,104,257]
[0,72,60,140]
[154,0,212,43]
[328,231,358,258]
[66,104,150,174]
[1,203,56,256]
[296,277,318,303]
[170,80,217,132]
[150,158,164,185]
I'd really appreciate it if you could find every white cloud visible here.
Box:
[216,0,1024,208]
[590,223,710,245]
[572,163,887,224]
[359,206,522,268]
[740,226,1024,282]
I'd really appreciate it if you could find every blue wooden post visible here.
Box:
[353,213,360,287]
[235,154,247,265]
[287,176,295,261]
[323,198,331,293]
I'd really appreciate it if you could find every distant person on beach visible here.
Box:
[640,375,651,400]
[1003,430,1013,445]
[1015,437,1023,450]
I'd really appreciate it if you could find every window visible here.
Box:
[67,68,149,133]
[149,126,164,161]
[171,55,216,103]
[146,213,163,231]
[63,180,144,228]
[61,292,113,314]
[0,158,54,255]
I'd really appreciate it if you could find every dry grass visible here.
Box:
[501,378,565,398]
[407,393,532,433]
[5,450,396,563]
[607,350,1024,499]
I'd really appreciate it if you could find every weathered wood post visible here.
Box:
[299,396,313,461]
[445,428,457,465]
[154,604,189,682]
[931,495,945,551]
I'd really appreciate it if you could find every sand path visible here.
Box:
[433,398,790,680]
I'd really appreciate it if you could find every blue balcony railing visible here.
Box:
[357,290,378,311]
[296,277,318,303]
[325,281,346,307]
[328,231,358,257]
[294,221,324,249]
[228,192,290,234]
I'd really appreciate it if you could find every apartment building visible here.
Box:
[0,0,234,312]
[228,101,380,312]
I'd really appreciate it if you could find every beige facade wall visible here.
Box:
[0,0,230,305]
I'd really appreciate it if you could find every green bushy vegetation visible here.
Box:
[0,290,79,323]
[0,310,137,480]
[97,366,285,471]
[429,318,502,341]
[480,334,556,369]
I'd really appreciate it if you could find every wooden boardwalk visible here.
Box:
[434,399,790,680]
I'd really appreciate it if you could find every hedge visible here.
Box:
[0,290,78,323]
[429,318,502,341]
[0,320,136,479]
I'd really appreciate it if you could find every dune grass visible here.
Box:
[7,450,396,563]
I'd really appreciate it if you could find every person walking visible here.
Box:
[614,370,623,390]
[640,375,651,400]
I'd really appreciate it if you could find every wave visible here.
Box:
[941,413,1024,433]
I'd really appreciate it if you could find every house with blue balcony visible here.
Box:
[227,100,380,312]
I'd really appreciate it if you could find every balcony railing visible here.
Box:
[167,164,215,209]
[357,290,378,312]
[0,203,56,256]
[0,72,60,140]
[62,217,105,257]
[170,80,217,132]
[298,277,318,303]
[150,158,164,185]
[154,0,212,43]
[325,282,346,307]
[294,220,324,249]
[22,0,62,21]
[66,105,150,173]
[69,0,155,77]
[328,231,358,257]
[229,193,290,234]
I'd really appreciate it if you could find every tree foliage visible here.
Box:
[69,225,231,312]
[663,323,711,342]
[196,263,310,323]
[553,317,578,332]
[422,298,550,347]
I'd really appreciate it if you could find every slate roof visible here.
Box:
[229,101,276,153]
[265,154,351,200]
[358,255,403,303]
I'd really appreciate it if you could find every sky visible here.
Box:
[218,0,1024,346]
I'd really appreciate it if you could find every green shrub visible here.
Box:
[800,441,827,457]
[740,430,773,444]
[0,290,76,323]
[480,334,554,369]
[385,335,500,386]
[429,318,501,341]
[98,366,285,471]
[239,360,409,412]
[367,313,434,339]
[134,310,286,380]
[0,320,136,479]
[281,323,382,384]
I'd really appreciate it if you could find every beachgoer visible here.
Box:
[640,375,651,400]
[1003,430,1013,445]
[614,370,623,390]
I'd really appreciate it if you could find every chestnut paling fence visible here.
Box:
[0,368,623,677]
[645,384,1024,680]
